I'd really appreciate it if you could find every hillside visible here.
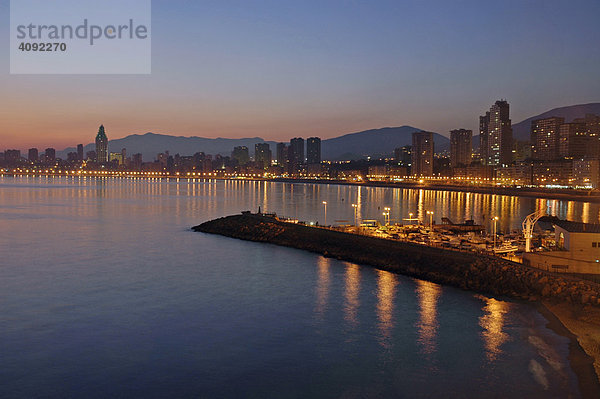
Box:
[57,103,600,161]
[59,126,446,161]
[512,103,600,141]
[322,126,448,160]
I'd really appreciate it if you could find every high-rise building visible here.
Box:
[77,144,84,161]
[531,117,564,160]
[4,150,21,164]
[573,113,600,158]
[479,112,490,164]
[276,143,288,166]
[232,146,249,166]
[132,153,143,170]
[95,125,108,163]
[306,137,321,164]
[394,146,412,166]
[289,138,305,165]
[559,122,588,159]
[255,143,272,169]
[412,131,434,176]
[28,148,38,162]
[480,100,513,166]
[44,148,56,163]
[450,129,472,168]
[109,152,124,165]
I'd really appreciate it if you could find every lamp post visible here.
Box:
[492,216,499,251]
[352,203,358,226]
[384,207,391,225]
[426,211,434,237]
[322,201,327,226]
[427,211,434,228]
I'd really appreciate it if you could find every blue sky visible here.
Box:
[1,0,599,149]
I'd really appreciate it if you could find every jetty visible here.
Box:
[193,212,600,307]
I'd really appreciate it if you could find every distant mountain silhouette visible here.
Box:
[322,126,449,160]
[58,103,600,161]
[59,127,448,161]
[512,102,600,141]
[59,133,278,162]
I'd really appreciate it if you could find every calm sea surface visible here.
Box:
[1,175,596,398]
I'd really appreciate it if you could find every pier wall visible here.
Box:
[193,213,600,307]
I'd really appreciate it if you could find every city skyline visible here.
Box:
[1,0,599,148]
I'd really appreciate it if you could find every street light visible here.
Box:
[322,201,327,226]
[352,203,358,226]
[492,216,499,251]
[427,211,434,228]
[383,207,391,225]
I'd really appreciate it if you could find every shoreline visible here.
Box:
[193,212,600,392]
[2,172,600,203]
[537,303,600,398]
[272,178,600,204]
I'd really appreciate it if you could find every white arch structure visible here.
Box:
[522,208,547,253]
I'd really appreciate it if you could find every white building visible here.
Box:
[524,220,600,275]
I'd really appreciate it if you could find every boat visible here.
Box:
[493,244,519,254]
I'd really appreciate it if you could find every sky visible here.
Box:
[1,0,600,150]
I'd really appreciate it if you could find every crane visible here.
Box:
[522,208,547,253]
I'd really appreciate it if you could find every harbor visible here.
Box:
[274,208,572,271]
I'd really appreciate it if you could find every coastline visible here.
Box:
[538,303,600,397]
[272,178,600,204]
[194,212,600,393]
[2,172,600,203]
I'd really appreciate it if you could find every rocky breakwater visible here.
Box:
[193,213,600,307]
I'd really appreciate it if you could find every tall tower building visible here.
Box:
[95,125,109,163]
[232,146,249,166]
[45,148,56,162]
[531,117,564,160]
[559,122,588,158]
[412,131,434,176]
[306,137,321,164]
[28,148,39,162]
[480,100,513,166]
[573,113,600,158]
[479,112,490,164]
[276,143,288,166]
[289,138,305,165]
[450,129,472,168]
[254,143,272,169]
[394,146,412,166]
[77,144,84,161]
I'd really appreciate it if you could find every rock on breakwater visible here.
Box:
[193,213,600,307]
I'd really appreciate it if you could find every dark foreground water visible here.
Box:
[0,176,594,398]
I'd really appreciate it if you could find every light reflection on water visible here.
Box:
[415,280,442,356]
[2,175,599,233]
[343,262,361,327]
[0,176,585,398]
[479,296,511,362]
[376,270,398,349]
[314,256,331,318]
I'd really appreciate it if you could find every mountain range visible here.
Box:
[59,102,600,161]
[59,127,450,161]
[511,102,600,141]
